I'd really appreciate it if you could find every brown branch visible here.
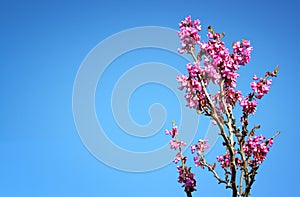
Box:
[243,167,259,197]
[189,49,198,62]
[200,156,230,187]
[218,79,238,197]
[185,191,192,197]
[239,171,243,195]
[238,140,249,196]
[271,131,280,139]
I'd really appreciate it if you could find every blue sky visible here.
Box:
[1,0,299,196]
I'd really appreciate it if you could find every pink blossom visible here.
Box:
[176,75,189,90]
[267,138,274,147]
[250,77,272,99]
[232,40,253,66]
[169,139,186,150]
[190,139,209,155]
[177,165,197,193]
[201,37,241,88]
[243,135,273,167]
[165,125,178,138]
[216,154,231,168]
[226,88,242,107]
[193,156,204,168]
[240,96,257,115]
[253,75,258,80]
[177,16,201,54]
[173,153,186,164]
[177,62,212,111]
[191,145,197,154]
[173,154,181,164]
[169,139,180,150]
[217,151,243,169]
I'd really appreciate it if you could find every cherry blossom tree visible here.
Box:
[166,16,280,197]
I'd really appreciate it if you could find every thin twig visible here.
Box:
[239,171,243,195]
[201,156,231,187]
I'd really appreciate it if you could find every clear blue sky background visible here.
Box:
[1,0,299,196]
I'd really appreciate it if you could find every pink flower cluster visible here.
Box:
[212,88,242,114]
[170,139,187,151]
[216,153,231,168]
[201,32,253,89]
[176,70,208,110]
[201,37,240,88]
[193,156,204,168]
[173,153,187,164]
[176,61,220,111]
[225,88,242,107]
[165,125,178,138]
[178,16,201,54]
[240,96,258,115]
[243,135,274,167]
[166,125,187,163]
[177,166,197,193]
[232,40,253,66]
[191,139,210,168]
[250,75,272,99]
[166,124,197,193]
[239,71,276,116]
[216,152,243,169]
[215,135,273,169]
[191,139,209,154]
[176,16,256,114]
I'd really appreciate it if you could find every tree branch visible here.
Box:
[200,156,231,188]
